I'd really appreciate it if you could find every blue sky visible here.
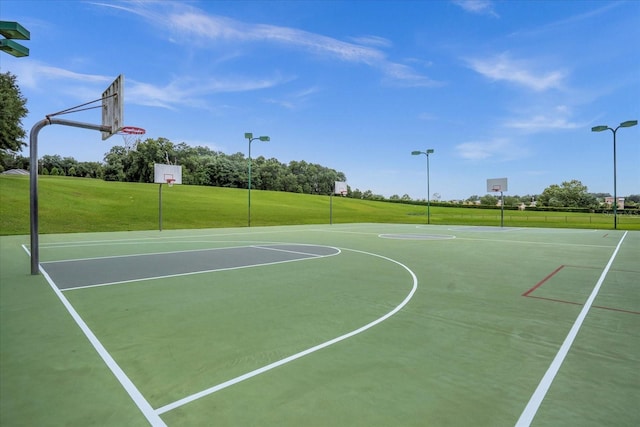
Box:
[2,0,639,200]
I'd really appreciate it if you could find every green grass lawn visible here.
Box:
[1,175,638,235]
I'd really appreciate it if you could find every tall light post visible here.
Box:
[591,120,637,230]
[412,149,435,224]
[245,132,270,227]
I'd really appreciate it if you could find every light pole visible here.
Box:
[591,120,637,230]
[412,149,435,224]
[245,132,270,227]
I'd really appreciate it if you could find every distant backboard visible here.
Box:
[487,177,508,193]
[154,163,182,185]
[334,181,347,195]
[101,74,124,140]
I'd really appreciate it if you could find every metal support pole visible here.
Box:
[159,184,163,231]
[29,117,110,275]
[612,129,618,230]
[500,191,504,227]
[426,153,431,225]
[330,192,333,225]
[248,141,252,227]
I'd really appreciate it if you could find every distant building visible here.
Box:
[604,197,625,209]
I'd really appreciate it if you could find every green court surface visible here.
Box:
[1,224,638,426]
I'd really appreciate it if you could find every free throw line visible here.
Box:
[515,231,628,426]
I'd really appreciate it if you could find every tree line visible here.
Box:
[0,137,349,196]
[102,137,347,195]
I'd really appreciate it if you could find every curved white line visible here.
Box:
[155,248,418,415]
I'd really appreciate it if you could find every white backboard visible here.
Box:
[154,163,182,185]
[487,177,508,192]
[101,74,124,140]
[334,181,348,195]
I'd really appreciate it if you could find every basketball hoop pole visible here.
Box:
[500,191,504,227]
[29,117,111,275]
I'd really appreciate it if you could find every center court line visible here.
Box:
[155,248,418,416]
[515,231,628,427]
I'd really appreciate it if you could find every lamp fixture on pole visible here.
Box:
[591,120,637,230]
[411,149,435,224]
[245,132,270,227]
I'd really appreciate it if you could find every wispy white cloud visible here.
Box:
[509,1,622,38]
[128,75,291,109]
[264,86,321,110]
[456,137,529,161]
[452,0,499,18]
[10,59,288,110]
[348,35,393,48]
[95,1,440,88]
[503,105,583,132]
[467,53,566,91]
[382,63,441,87]
[504,115,581,131]
[10,61,111,90]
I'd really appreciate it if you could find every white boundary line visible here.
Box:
[515,231,628,426]
[19,246,166,427]
[155,247,418,415]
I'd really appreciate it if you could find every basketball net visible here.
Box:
[118,126,146,151]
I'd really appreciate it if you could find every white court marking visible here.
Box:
[515,231,628,426]
[155,247,417,415]
[378,233,455,240]
[20,245,166,427]
[24,242,418,422]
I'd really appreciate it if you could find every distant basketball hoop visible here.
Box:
[486,177,508,228]
[166,178,175,187]
[118,126,145,151]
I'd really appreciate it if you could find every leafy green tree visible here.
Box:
[503,196,520,207]
[480,194,498,205]
[39,154,63,174]
[0,72,29,152]
[538,180,598,208]
[255,157,286,191]
[0,151,29,171]
[626,194,640,204]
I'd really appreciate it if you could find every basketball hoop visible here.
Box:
[166,178,175,187]
[117,126,145,151]
[492,185,502,192]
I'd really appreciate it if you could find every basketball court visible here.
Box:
[2,223,638,426]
